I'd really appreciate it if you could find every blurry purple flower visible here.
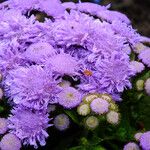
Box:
[54,114,70,131]
[0,133,21,150]
[123,142,140,150]
[140,131,150,150]
[8,106,52,148]
[139,48,150,67]
[0,118,8,134]
[130,61,145,74]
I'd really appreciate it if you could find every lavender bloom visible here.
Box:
[8,106,52,148]
[46,52,79,75]
[4,65,61,110]
[139,48,150,67]
[130,61,145,74]
[123,142,140,150]
[23,42,56,64]
[145,78,150,96]
[140,131,150,150]
[0,133,21,150]
[80,52,134,98]
[0,118,8,134]
[58,87,82,109]
[90,98,109,115]
[54,114,70,131]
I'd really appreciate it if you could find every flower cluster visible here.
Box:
[0,0,149,149]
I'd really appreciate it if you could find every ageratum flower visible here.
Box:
[0,133,21,150]
[46,51,79,75]
[139,48,150,67]
[123,142,140,150]
[23,42,56,64]
[90,98,109,115]
[58,87,82,108]
[145,78,150,96]
[54,114,70,131]
[8,106,52,148]
[130,61,145,74]
[4,65,61,110]
[140,131,150,150]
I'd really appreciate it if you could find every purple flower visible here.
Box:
[139,48,150,67]
[54,114,70,131]
[23,42,56,64]
[0,133,21,150]
[145,78,150,96]
[8,106,52,148]
[46,51,79,75]
[80,51,134,97]
[0,118,8,134]
[123,142,140,150]
[4,65,61,110]
[58,87,82,108]
[90,98,109,115]
[140,131,150,150]
[130,61,145,74]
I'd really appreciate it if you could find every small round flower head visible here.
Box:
[0,88,3,99]
[85,116,99,130]
[90,98,110,115]
[77,103,90,116]
[134,132,143,141]
[0,118,8,134]
[123,142,140,150]
[139,48,150,67]
[106,111,120,125]
[5,65,61,110]
[136,80,144,91]
[140,131,150,150]
[54,114,70,131]
[47,52,79,75]
[145,78,150,96]
[8,106,51,148]
[0,133,21,150]
[133,43,147,54]
[24,42,56,63]
[58,87,82,108]
[130,61,145,74]
[82,93,99,104]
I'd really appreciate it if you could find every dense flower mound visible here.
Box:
[8,106,51,148]
[0,0,149,149]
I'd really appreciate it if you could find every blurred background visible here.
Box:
[0,0,150,36]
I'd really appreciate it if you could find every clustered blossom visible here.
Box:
[0,0,148,149]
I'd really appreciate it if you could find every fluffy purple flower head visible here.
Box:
[8,106,52,148]
[145,78,150,96]
[0,118,8,134]
[46,51,79,75]
[130,61,145,74]
[139,48,150,67]
[140,131,150,150]
[0,133,21,150]
[54,114,70,131]
[58,87,82,109]
[4,65,61,110]
[90,98,109,115]
[23,42,56,64]
[123,142,140,150]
